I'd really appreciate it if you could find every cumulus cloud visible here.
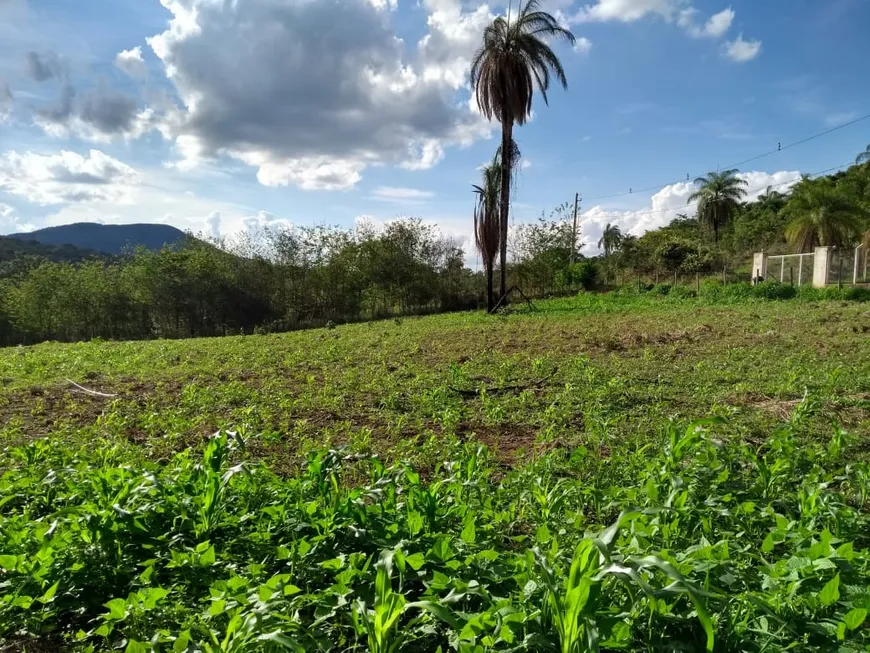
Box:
[115,46,147,79]
[572,0,683,23]
[0,203,35,235]
[572,1,743,44]
[25,51,66,82]
[33,83,152,142]
[679,7,734,38]
[577,170,801,254]
[0,149,140,205]
[723,34,762,62]
[146,0,491,190]
[370,186,435,202]
[206,211,221,239]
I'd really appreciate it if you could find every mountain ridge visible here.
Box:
[5,222,188,255]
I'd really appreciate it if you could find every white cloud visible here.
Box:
[206,211,221,239]
[0,149,140,205]
[723,34,762,62]
[370,186,435,202]
[679,7,734,38]
[572,0,683,23]
[577,169,801,254]
[0,203,36,235]
[574,1,739,43]
[146,0,491,191]
[573,37,593,54]
[115,46,147,79]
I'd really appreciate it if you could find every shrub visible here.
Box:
[753,280,797,300]
[650,283,672,296]
[669,285,697,299]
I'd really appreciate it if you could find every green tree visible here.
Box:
[688,169,748,243]
[856,143,870,165]
[470,0,574,300]
[473,153,502,311]
[597,223,623,258]
[783,179,866,252]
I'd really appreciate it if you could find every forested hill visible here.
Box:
[5,223,187,255]
[0,236,103,262]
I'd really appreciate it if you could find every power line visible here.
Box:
[584,112,870,202]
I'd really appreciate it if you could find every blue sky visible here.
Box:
[1,0,869,260]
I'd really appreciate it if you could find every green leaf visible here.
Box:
[536,523,551,544]
[844,608,867,630]
[837,621,847,641]
[174,630,191,652]
[461,517,476,544]
[38,581,60,603]
[0,555,17,570]
[104,598,128,621]
[409,600,462,630]
[141,587,169,610]
[208,599,226,616]
[199,545,216,566]
[407,511,424,536]
[761,531,775,553]
[283,584,302,596]
[320,557,345,570]
[405,552,425,571]
[819,572,840,607]
[836,541,855,561]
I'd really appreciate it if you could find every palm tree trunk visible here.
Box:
[499,120,513,301]
[486,262,494,312]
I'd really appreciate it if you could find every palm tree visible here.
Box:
[470,0,574,301]
[473,154,502,312]
[783,179,865,252]
[687,169,748,243]
[856,144,870,165]
[597,223,623,258]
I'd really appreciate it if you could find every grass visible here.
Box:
[1,291,869,650]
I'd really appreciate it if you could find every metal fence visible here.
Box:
[767,253,814,286]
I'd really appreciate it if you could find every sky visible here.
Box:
[1,0,869,262]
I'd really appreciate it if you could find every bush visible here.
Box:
[669,285,697,299]
[798,286,870,302]
[753,280,798,300]
[650,283,672,296]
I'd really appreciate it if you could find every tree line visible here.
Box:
[0,215,599,347]
[594,158,870,284]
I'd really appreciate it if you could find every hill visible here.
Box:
[5,222,187,255]
[0,235,104,263]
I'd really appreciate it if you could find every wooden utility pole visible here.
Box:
[570,192,580,263]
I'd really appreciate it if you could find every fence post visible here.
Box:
[812,247,832,288]
[696,273,700,294]
[752,252,768,285]
[790,267,793,286]
[723,266,726,285]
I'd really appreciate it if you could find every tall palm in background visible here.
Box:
[470,0,574,300]
[473,154,502,311]
[597,223,623,258]
[783,179,865,252]
[856,144,870,165]
[687,170,748,243]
